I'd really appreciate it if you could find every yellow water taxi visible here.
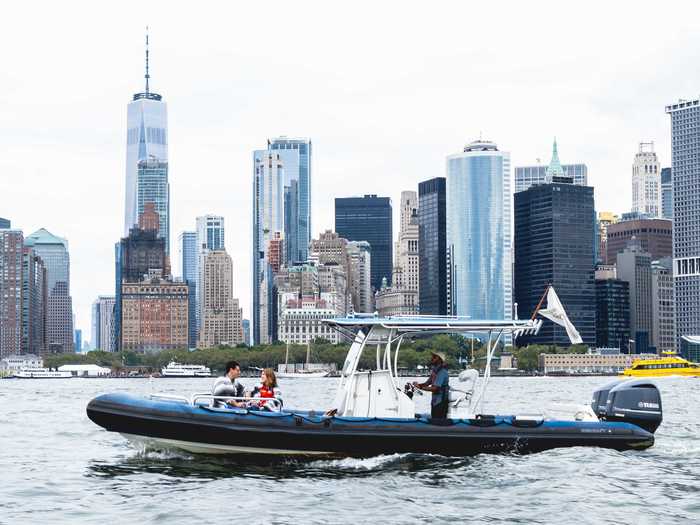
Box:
[621,352,700,377]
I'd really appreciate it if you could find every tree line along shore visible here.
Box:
[43,336,588,374]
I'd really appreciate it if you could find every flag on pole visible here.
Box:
[537,287,583,344]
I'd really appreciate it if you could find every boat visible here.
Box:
[14,367,73,379]
[160,361,212,378]
[87,299,663,457]
[277,341,330,378]
[621,352,700,378]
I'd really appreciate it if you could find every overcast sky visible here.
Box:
[2,1,697,342]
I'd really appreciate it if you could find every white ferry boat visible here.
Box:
[14,367,73,379]
[160,362,212,378]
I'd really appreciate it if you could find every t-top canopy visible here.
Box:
[323,315,541,335]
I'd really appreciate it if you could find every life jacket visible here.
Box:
[256,384,276,408]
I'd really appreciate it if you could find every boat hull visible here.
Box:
[87,393,655,457]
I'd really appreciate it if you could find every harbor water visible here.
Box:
[1,376,699,524]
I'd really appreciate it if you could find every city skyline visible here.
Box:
[2,3,696,335]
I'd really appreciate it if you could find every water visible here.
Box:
[1,376,699,524]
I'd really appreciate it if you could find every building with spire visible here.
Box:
[514,139,588,193]
[124,31,168,236]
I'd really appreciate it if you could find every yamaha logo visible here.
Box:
[638,401,659,409]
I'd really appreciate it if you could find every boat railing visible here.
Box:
[190,393,283,411]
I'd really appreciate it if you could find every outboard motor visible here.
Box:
[594,379,663,433]
[591,379,623,418]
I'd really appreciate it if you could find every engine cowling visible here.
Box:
[593,379,662,433]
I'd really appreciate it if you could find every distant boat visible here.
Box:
[13,367,73,379]
[277,342,330,378]
[160,362,212,378]
[621,352,700,378]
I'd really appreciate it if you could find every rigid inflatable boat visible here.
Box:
[87,314,663,457]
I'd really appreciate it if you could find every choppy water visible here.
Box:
[1,376,699,524]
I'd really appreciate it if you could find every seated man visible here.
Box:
[212,360,245,408]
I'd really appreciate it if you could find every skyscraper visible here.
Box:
[595,276,630,352]
[514,180,596,346]
[514,140,587,193]
[396,191,419,294]
[21,247,47,356]
[74,330,82,354]
[652,258,675,353]
[137,158,169,253]
[196,215,225,252]
[91,296,115,352]
[0,229,24,358]
[335,195,393,292]
[178,231,198,348]
[660,167,673,220]
[632,142,661,218]
[418,177,448,315]
[124,32,168,235]
[347,241,373,313]
[666,98,700,347]
[0,218,9,228]
[252,151,285,344]
[597,211,619,265]
[24,229,73,353]
[198,250,243,348]
[617,240,653,354]
[268,137,312,264]
[606,218,672,264]
[447,140,512,324]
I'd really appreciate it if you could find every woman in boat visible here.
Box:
[250,368,283,411]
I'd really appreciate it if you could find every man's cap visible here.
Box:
[431,351,447,363]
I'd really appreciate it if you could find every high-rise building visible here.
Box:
[267,137,312,264]
[198,250,243,348]
[91,296,115,352]
[196,215,225,252]
[0,218,9,228]
[242,319,250,346]
[514,180,596,346]
[616,240,653,354]
[252,151,285,345]
[24,229,73,353]
[396,191,419,294]
[606,218,672,264]
[597,212,619,265]
[21,247,47,356]
[347,241,373,313]
[514,140,587,193]
[660,167,673,220]
[120,275,188,353]
[651,258,675,353]
[666,98,700,347]
[0,229,24,358]
[178,231,198,348]
[632,142,661,218]
[447,140,512,326]
[418,177,448,315]
[137,158,169,253]
[124,33,168,235]
[335,195,393,292]
[74,329,82,354]
[595,277,631,352]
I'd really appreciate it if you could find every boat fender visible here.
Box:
[469,414,498,427]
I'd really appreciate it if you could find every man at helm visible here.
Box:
[413,351,450,419]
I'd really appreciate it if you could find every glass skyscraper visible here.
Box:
[335,195,393,292]
[418,177,448,315]
[178,231,198,348]
[268,137,312,264]
[137,158,169,253]
[252,152,285,344]
[514,182,597,346]
[124,36,168,236]
[447,140,512,324]
[666,99,700,346]
[660,167,673,220]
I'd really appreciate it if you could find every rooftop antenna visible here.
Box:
[145,26,150,94]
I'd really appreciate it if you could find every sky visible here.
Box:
[2,0,698,343]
